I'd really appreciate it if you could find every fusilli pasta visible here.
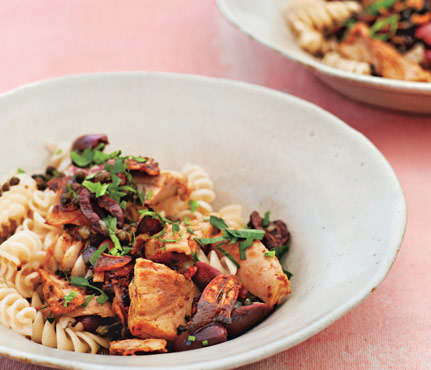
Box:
[322,51,371,75]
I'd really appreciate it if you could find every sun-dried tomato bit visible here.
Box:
[92,253,132,272]
[126,157,160,176]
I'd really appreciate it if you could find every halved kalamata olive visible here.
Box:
[93,253,132,272]
[193,261,248,297]
[227,303,274,338]
[173,324,227,352]
[75,315,104,333]
[72,134,109,152]
[187,275,240,334]
[192,261,221,290]
[136,215,163,236]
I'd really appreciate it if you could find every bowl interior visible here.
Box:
[0,73,406,369]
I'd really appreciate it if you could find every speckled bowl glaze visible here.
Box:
[0,73,406,369]
[216,0,431,114]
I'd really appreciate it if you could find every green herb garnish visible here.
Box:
[283,268,293,280]
[102,216,123,255]
[191,250,199,264]
[130,156,147,163]
[184,216,191,226]
[209,215,229,231]
[215,246,240,269]
[202,340,208,346]
[223,228,265,240]
[69,276,109,305]
[146,189,153,201]
[81,294,96,308]
[239,238,254,260]
[188,335,196,342]
[55,149,63,155]
[274,244,290,259]
[186,227,195,235]
[37,305,49,312]
[264,250,276,258]
[82,180,108,197]
[262,211,270,227]
[89,242,109,266]
[17,168,26,174]
[46,312,55,324]
[63,291,77,307]
[189,199,199,212]
[366,0,397,15]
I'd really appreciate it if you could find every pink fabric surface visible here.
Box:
[0,1,430,369]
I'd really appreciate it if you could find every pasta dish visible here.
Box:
[0,134,292,355]
[285,0,431,81]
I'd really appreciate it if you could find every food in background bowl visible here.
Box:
[0,134,292,355]
[285,0,431,81]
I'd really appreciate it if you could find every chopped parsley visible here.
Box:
[63,291,77,307]
[202,340,208,347]
[146,189,153,201]
[188,335,196,342]
[191,250,199,264]
[184,216,191,226]
[172,223,180,236]
[283,268,293,280]
[239,238,254,260]
[102,216,123,256]
[215,246,240,269]
[89,242,109,266]
[223,228,265,240]
[186,227,195,235]
[81,294,96,308]
[17,168,26,174]
[189,199,199,212]
[46,311,55,324]
[55,149,63,155]
[138,187,146,205]
[69,276,109,305]
[82,180,109,197]
[262,211,270,227]
[130,155,147,163]
[209,215,229,231]
[274,244,290,259]
[264,250,276,258]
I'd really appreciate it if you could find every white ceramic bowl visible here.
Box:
[0,73,406,369]
[216,0,431,113]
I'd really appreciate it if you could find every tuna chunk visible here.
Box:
[38,269,85,315]
[220,240,291,306]
[128,258,199,342]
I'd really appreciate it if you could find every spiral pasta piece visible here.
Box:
[285,0,362,54]
[175,164,216,220]
[48,233,86,277]
[32,315,109,353]
[322,52,371,75]
[0,174,37,239]
[213,204,244,229]
[0,284,36,336]
[46,141,72,173]
[0,230,43,266]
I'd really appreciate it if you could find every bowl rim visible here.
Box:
[216,0,431,93]
[0,72,407,369]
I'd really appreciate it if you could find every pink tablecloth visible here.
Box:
[1,1,430,369]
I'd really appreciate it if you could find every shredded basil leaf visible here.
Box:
[239,238,254,260]
[223,228,265,240]
[188,335,196,342]
[69,276,109,305]
[146,189,153,201]
[186,227,195,235]
[46,312,55,324]
[130,155,147,163]
[283,268,293,280]
[184,216,191,226]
